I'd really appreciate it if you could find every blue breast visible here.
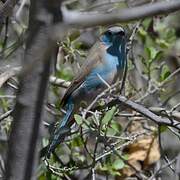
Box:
[83,55,123,91]
[82,42,126,91]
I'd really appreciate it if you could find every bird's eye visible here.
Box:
[117,30,125,36]
[105,30,112,36]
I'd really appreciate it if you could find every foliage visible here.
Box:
[0,1,180,180]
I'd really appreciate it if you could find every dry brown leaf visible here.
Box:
[121,120,160,177]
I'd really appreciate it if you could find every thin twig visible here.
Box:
[149,156,178,180]
[0,109,13,122]
[95,131,145,162]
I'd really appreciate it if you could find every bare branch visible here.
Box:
[61,0,180,27]
[149,156,178,180]
[0,0,19,31]
[0,67,20,88]
[0,66,70,88]
[95,131,146,162]
[49,76,70,88]
[0,109,13,122]
[114,95,180,130]
[4,1,58,180]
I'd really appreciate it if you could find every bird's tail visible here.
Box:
[47,101,74,158]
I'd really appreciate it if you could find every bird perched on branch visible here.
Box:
[47,26,127,158]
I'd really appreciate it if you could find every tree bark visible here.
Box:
[4,0,59,179]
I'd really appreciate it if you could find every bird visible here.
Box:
[47,26,127,158]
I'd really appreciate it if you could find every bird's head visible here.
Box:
[100,26,126,47]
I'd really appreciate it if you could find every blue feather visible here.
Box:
[47,98,74,157]
[47,26,127,158]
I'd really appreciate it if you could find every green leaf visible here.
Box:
[69,31,80,41]
[109,169,121,176]
[73,152,85,162]
[159,125,168,133]
[106,127,117,136]
[112,159,125,170]
[156,39,169,48]
[102,106,116,125]
[142,18,152,30]
[166,29,176,42]
[99,164,121,176]
[74,114,83,125]
[110,122,122,133]
[57,67,74,81]
[154,51,163,61]
[145,46,158,61]
[71,136,83,147]
[138,27,147,37]
[99,165,108,171]
[160,65,170,81]
[122,154,129,160]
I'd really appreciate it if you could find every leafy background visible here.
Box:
[0,0,180,180]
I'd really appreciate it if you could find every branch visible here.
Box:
[49,76,70,88]
[0,0,19,31]
[61,0,180,27]
[115,95,180,130]
[4,1,58,180]
[175,154,180,180]
[0,66,70,88]
[149,156,178,180]
[0,109,13,122]
[95,131,146,162]
[2,64,179,128]
[0,67,20,88]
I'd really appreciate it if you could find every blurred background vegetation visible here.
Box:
[0,0,180,180]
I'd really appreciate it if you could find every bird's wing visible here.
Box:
[60,42,105,106]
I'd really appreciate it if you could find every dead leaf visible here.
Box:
[121,120,160,177]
